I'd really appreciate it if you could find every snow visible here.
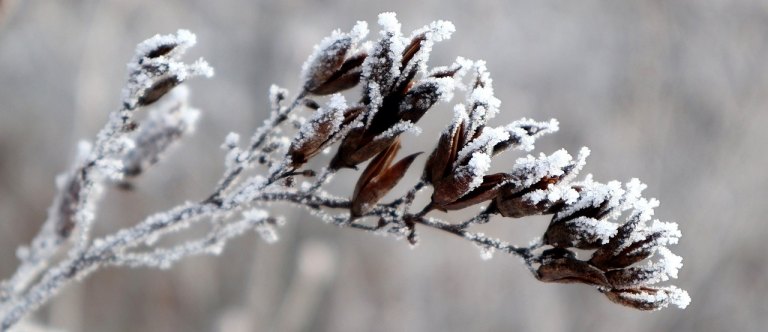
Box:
[667,286,692,309]
[349,21,370,43]
[511,149,574,190]
[222,132,240,150]
[373,121,422,141]
[327,93,348,110]
[574,217,618,243]
[433,76,457,102]
[465,152,492,191]
[554,176,626,222]
[377,12,401,34]
[425,20,455,42]
[654,247,683,279]
[502,118,559,152]
[457,126,509,164]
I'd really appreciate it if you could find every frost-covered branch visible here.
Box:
[1,13,689,331]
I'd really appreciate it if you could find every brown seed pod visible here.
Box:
[303,37,353,93]
[351,139,421,217]
[536,248,611,288]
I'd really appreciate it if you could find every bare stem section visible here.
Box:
[0,13,689,331]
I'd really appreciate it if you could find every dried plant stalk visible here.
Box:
[0,13,689,331]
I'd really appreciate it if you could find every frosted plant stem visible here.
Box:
[306,167,335,193]
[206,93,306,204]
[0,107,133,305]
[1,16,691,329]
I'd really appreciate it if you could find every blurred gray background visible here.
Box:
[1,0,766,331]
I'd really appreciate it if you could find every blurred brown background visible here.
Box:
[1,0,767,331]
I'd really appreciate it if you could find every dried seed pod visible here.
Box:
[287,96,347,168]
[590,218,682,270]
[425,109,524,211]
[351,139,421,217]
[136,76,180,107]
[361,13,404,102]
[329,14,459,171]
[400,33,427,70]
[123,30,213,110]
[536,248,611,288]
[603,286,690,311]
[423,117,464,184]
[123,88,199,178]
[543,216,618,250]
[332,132,396,170]
[439,173,511,211]
[398,78,448,123]
[392,33,427,93]
[309,52,367,95]
[430,150,494,209]
[493,148,588,218]
[302,36,353,93]
[606,266,664,289]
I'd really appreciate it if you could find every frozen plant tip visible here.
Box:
[1,13,688,331]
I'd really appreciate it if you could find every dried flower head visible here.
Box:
[329,13,458,170]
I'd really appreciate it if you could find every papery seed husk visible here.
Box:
[440,173,510,211]
[352,151,421,217]
[544,218,604,250]
[603,287,667,311]
[304,37,353,93]
[137,76,180,107]
[398,81,441,123]
[353,139,401,199]
[424,120,463,184]
[537,255,610,288]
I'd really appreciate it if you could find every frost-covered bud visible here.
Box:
[123,30,213,110]
[398,77,454,123]
[303,36,353,91]
[308,52,368,95]
[328,15,458,170]
[122,87,199,177]
[543,216,618,249]
[423,108,464,185]
[493,148,587,218]
[361,12,405,102]
[603,286,690,311]
[605,249,682,289]
[424,112,510,211]
[535,248,611,288]
[590,212,681,270]
[492,118,559,155]
[287,95,350,168]
[301,21,369,95]
[350,139,420,217]
[438,173,511,211]
[430,151,493,209]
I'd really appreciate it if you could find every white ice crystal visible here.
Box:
[377,12,401,35]
[464,152,492,192]
[457,126,509,163]
[223,132,240,150]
